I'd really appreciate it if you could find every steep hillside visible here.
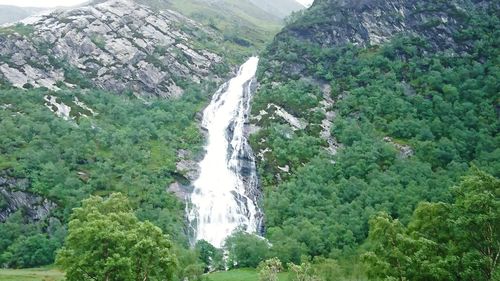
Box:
[0,0,226,98]
[162,0,285,57]
[248,0,304,19]
[0,83,213,270]
[134,0,305,57]
[252,0,499,277]
[0,0,221,272]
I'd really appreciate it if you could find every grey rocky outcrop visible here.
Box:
[286,0,491,51]
[0,177,56,222]
[168,149,199,200]
[264,0,498,78]
[0,0,224,97]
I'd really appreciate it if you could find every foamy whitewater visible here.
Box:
[189,57,260,248]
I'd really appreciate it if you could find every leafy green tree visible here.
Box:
[363,170,499,281]
[195,240,224,272]
[56,193,177,281]
[267,227,305,265]
[224,231,270,269]
[173,246,206,281]
[0,234,58,268]
[452,170,499,280]
[361,213,410,281]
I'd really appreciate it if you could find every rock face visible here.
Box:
[259,0,499,86]
[0,177,56,222]
[0,0,224,97]
[280,0,496,51]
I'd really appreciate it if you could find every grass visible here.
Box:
[0,23,34,36]
[0,268,65,281]
[0,268,276,281]
[207,268,289,281]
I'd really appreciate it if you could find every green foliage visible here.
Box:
[252,1,500,266]
[173,246,207,281]
[224,232,270,269]
[363,170,500,281]
[288,262,322,281]
[62,63,93,88]
[196,240,224,272]
[0,234,58,268]
[0,83,210,267]
[258,257,283,281]
[0,24,34,36]
[56,193,177,281]
[0,212,65,268]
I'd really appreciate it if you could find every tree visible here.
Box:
[361,213,410,281]
[452,170,500,280]
[195,240,224,272]
[56,193,177,281]
[0,234,58,268]
[258,258,283,281]
[224,231,270,269]
[173,246,206,281]
[363,170,500,281]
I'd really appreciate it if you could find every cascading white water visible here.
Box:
[188,57,261,248]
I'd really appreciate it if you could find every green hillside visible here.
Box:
[0,0,498,280]
[250,0,499,279]
[133,0,289,63]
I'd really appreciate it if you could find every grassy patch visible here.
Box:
[207,268,288,281]
[0,268,64,281]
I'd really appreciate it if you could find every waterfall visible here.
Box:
[188,57,262,248]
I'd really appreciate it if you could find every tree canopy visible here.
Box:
[363,170,500,281]
[56,193,177,281]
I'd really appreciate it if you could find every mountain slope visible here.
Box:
[248,0,304,19]
[0,0,225,97]
[161,0,284,58]
[252,0,499,271]
[281,0,490,50]
[134,0,305,59]
[0,5,45,25]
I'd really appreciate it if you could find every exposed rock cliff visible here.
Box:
[0,0,224,97]
[283,0,496,51]
[0,177,56,222]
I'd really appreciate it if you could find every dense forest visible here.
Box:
[248,0,499,279]
[0,82,214,269]
[0,0,499,280]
